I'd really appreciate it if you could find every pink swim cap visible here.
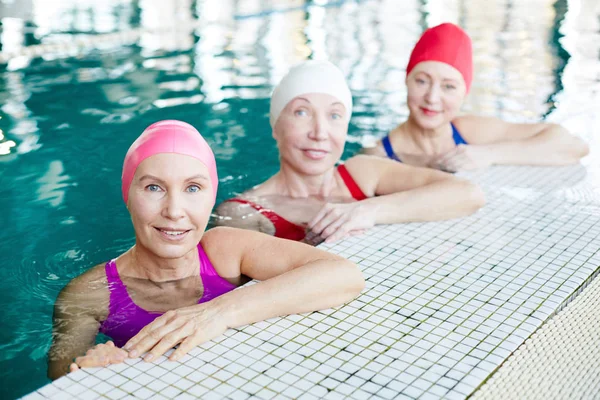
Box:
[121,120,218,204]
[406,23,473,93]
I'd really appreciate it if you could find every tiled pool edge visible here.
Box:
[466,264,600,398]
[23,163,600,400]
[469,265,600,399]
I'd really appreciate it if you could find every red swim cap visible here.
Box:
[406,23,473,92]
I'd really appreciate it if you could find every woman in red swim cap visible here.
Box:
[363,23,588,171]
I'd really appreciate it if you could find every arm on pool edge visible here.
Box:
[452,116,590,166]
[121,227,365,362]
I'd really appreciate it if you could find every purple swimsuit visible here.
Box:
[99,243,237,347]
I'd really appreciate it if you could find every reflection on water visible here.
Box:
[0,0,599,398]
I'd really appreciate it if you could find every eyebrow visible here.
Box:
[138,174,210,183]
[294,97,344,108]
[415,71,460,83]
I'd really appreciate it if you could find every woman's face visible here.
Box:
[127,153,214,259]
[273,93,348,176]
[406,61,467,130]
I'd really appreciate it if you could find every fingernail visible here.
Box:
[129,350,138,358]
[144,354,154,362]
[123,343,131,350]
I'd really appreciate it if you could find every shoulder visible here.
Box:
[341,155,403,197]
[452,115,511,144]
[201,227,270,280]
[56,263,109,318]
[213,198,275,234]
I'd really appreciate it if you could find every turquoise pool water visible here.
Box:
[1,0,598,398]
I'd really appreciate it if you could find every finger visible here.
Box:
[320,213,349,239]
[144,320,197,362]
[75,354,109,368]
[125,312,180,356]
[347,229,367,237]
[303,231,325,246]
[436,147,460,164]
[308,204,332,230]
[169,330,208,361]
[109,347,129,362]
[324,222,353,243]
[311,208,343,235]
[69,363,79,373]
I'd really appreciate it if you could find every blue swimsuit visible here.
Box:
[382,123,468,162]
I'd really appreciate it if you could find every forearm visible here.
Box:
[213,259,364,329]
[368,179,485,223]
[484,125,589,165]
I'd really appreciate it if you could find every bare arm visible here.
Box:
[213,200,276,235]
[347,154,485,222]
[123,227,364,361]
[211,227,364,322]
[454,116,589,165]
[47,268,107,379]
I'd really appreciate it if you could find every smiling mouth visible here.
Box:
[420,107,441,116]
[155,227,191,239]
[302,149,329,159]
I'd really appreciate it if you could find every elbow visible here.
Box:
[462,181,486,214]
[574,140,590,160]
[344,261,366,299]
[552,125,589,163]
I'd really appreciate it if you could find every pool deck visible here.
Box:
[23,158,600,400]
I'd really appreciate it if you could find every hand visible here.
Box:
[307,202,376,243]
[69,341,128,372]
[123,304,227,362]
[434,145,493,172]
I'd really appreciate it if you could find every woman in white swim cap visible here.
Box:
[216,60,485,245]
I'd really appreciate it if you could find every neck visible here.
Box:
[122,243,199,283]
[275,162,338,198]
[399,116,454,154]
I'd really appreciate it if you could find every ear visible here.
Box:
[271,122,280,141]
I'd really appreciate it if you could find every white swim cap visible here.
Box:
[269,60,353,128]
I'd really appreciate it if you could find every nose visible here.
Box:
[162,191,185,221]
[425,83,441,104]
[308,112,328,141]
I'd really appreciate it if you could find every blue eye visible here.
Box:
[416,78,426,84]
[331,113,343,120]
[187,185,201,193]
[146,184,161,192]
[295,109,308,117]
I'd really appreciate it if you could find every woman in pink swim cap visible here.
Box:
[363,23,588,171]
[216,61,485,245]
[48,120,364,379]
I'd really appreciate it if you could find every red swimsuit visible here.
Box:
[226,165,367,241]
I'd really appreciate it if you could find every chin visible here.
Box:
[414,115,448,130]
[152,244,196,260]
[301,161,336,176]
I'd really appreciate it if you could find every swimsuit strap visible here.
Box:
[337,164,367,201]
[451,122,468,145]
[226,198,306,241]
[381,135,402,162]
[197,243,236,303]
[104,259,136,315]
